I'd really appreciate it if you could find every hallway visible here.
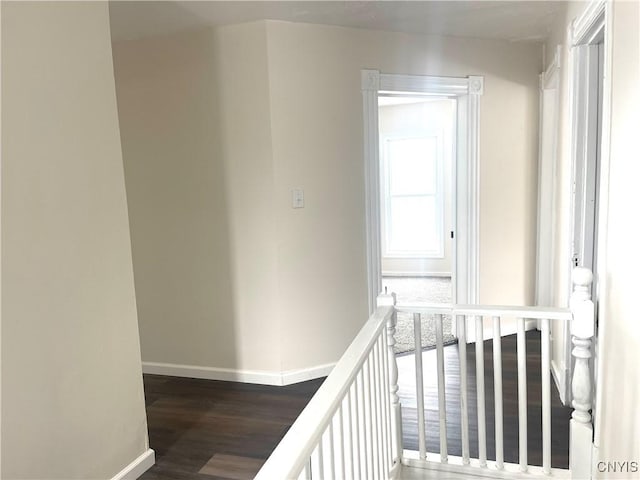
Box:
[141,331,569,479]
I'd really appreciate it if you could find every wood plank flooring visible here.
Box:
[140,375,324,479]
[397,330,571,469]
[140,330,570,479]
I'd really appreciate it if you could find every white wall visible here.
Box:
[545,1,640,475]
[1,2,149,478]
[113,19,541,377]
[379,100,454,277]
[593,1,640,476]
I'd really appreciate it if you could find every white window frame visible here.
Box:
[381,132,446,259]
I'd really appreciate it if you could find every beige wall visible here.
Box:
[379,100,455,277]
[113,23,282,373]
[1,2,149,478]
[265,20,541,370]
[114,19,541,375]
[212,23,281,371]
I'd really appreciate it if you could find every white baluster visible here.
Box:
[475,316,487,467]
[373,335,389,476]
[346,389,356,480]
[492,316,504,470]
[378,293,402,465]
[541,318,551,475]
[382,329,393,469]
[313,440,324,479]
[517,317,528,471]
[414,313,427,459]
[435,314,448,463]
[569,267,595,479]
[367,354,379,480]
[328,422,336,480]
[356,372,366,479]
[458,314,470,464]
[363,360,373,479]
[304,457,312,480]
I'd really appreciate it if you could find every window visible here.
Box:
[382,134,444,258]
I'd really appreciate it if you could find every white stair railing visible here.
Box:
[397,304,572,478]
[257,267,595,480]
[569,267,595,479]
[398,266,595,479]
[255,293,403,480]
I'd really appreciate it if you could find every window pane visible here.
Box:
[389,196,439,253]
[387,137,438,195]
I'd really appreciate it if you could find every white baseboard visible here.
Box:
[142,361,334,386]
[551,359,567,405]
[111,449,155,480]
[382,272,452,278]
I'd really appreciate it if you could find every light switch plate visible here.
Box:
[292,188,304,208]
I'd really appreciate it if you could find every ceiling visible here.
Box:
[108,1,569,43]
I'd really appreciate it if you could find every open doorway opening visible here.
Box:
[361,70,482,348]
[378,95,457,354]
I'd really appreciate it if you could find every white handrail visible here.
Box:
[258,268,593,480]
[255,304,394,480]
[396,302,572,320]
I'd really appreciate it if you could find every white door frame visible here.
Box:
[536,46,561,309]
[361,70,483,313]
[566,0,612,455]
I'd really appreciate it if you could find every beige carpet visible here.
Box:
[381,276,456,355]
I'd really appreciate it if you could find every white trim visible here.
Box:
[466,78,482,305]
[382,271,452,278]
[379,73,469,96]
[565,0,611,415]
[402,451,570,479]
[362,69,382,313]
[111,449,155,480]
[142,362,335,386]
[535,46,561,312]
[572,0,606,45]
[551,359,567,405]
[591,0,613,451]
[542,46,562,89]
[362,70,482,313]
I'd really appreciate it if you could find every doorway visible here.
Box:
[361,70,482,320]
[565,2,610,426]
[377,95,457,353]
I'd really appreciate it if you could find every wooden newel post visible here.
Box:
[377,291,403,465]
[569,267,594,479]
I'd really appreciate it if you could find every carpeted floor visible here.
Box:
[381,276,456,354]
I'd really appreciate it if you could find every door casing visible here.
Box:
[361,70,483,314]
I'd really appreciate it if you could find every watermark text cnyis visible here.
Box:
[596,461,639,474]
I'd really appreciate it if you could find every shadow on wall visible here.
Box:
[112,28,241,375]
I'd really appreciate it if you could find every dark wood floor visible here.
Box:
[141,331,570,479]
[397,330,571,468]
[140,375,324,480]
